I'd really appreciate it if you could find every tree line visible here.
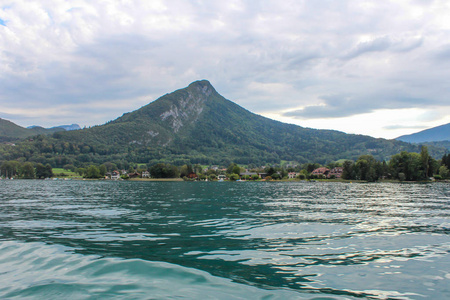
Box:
[1,146,449,181]
[0,161,53,179]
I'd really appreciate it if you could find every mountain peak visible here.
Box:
[188,79,212,88]
[158,80,217,133]
[187,80,216,97]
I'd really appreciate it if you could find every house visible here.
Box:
[258,173,268,179]
[311,167,330,178]
[328,167,343,178]
[128,172,141,179]
[111,170,120,180]
[142,171,150,178]
[187,172,198,180]
[288,172,298,179]
[240,172,258,179]
[217,175,226,180]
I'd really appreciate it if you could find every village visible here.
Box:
[106,165,344,181]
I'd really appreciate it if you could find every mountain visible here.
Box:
[45,80,427,165]
[56,124,81,131]
[396,123,450,143]
[0,118,65,142]
[28,124,81,131]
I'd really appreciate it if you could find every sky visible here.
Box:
[1,0,450,139]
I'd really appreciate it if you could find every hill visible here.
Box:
[0,118,65,142]
[35,80,429,166]
[396,123,450,143]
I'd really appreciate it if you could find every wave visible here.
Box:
[0,240,344,300]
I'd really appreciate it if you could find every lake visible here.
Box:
[0,180,449,299]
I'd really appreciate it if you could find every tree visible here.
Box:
[389,151,426,181]
[265,166,276,176]
[271,173,281,180]
[63,164,76,172]
[232,165,241,175]
[84,165,102,178]
[76,167,86,176]
[439,166,449,178]
[35,163,53,178]
[103,162,118,172]
[229,173,240,181]
[355,155,379,182]
[420,146,432,178]
[21,162,35,179]
[180,164,194,177]
[441,154,450,169]
[149,163,179,178]
[227,163,238,174]
[45,164,53,178]
[99,164,107,177]
[341,160,354,180]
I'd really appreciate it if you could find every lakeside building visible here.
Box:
[328,167,344,178]
[111,171,120,180]
[288,172,298,179]
[311,167,330,177]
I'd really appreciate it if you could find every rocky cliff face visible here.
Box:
[159,80,213,133]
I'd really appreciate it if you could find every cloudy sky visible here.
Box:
[1,0,449,139]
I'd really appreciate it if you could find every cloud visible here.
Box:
[342,35,424,59]
[283,92,432,120]
[0,0,449,138]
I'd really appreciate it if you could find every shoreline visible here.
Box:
[1,177,448,183]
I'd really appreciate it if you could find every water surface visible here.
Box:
[0,180,449,299]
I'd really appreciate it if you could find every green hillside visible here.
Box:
[0,118,32,141]
[0,118,65,142]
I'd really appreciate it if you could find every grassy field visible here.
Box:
[52,168,80,178]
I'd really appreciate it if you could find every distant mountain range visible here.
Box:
[396,123,450,143]
[0,80,445,165]
[27,124,81,131]
[0,119,80,142]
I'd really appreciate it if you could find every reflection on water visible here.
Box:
[0,180,449,299]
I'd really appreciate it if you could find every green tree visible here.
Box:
[63,164,76,172]
[271,173,281,180]
[389,151,425,181]
[76,167,86,176]
[149,163,179,178]
[232,165,241,175]
[35,163,53,178]
[21,162,35,179]
[439,166,449,178]
[251,174,260,180]
[45,164,53,178]
[229,173,240,181]
[99,164,107,177]
[84,165,102,178]
[341,160,354,180]
[180,164,194,177]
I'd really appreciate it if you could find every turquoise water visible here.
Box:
[0,181,449,299]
